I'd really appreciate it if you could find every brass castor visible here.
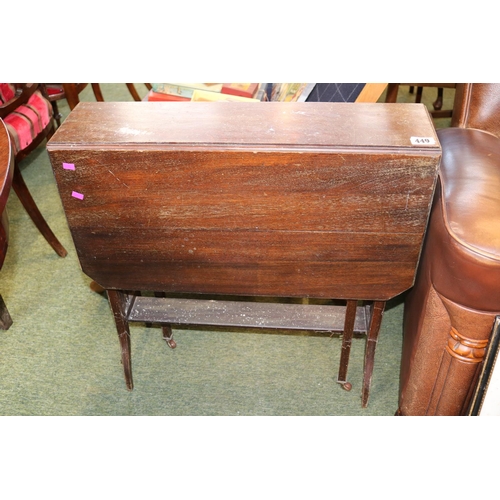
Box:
[165,338,176,349]
[162,325,176,349]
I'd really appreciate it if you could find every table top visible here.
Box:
[49,101,441,153]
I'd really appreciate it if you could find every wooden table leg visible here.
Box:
[107,290,134,390]
[162,324,176,349]
[90,280,105,293]
[152,291,177,348]
[337,300,358,391]
[362,301,385,407]
[0,294,12,330]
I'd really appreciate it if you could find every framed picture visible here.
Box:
[468,316,500,416]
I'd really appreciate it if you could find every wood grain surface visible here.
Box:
[47,102,441,300]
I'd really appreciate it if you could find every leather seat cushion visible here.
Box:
[437,127,500,260]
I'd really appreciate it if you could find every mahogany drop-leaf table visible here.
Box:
[47,101,441,407]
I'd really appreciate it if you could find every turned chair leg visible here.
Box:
[50,101,62,128]
[12,164,67,257]
[433,88,444,111]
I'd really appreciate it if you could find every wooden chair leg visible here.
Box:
[126,84,143,101]
[61,84,81,110]
[107,289,134,390]
[415,86,423,103]
[91,84,105,102]
[433,87,444,110]
[362,301,385,408]
[50,101,62,128]
[12,165,67,257]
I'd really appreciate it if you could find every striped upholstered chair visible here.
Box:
[0,83,67,257]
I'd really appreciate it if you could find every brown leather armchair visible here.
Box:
[398,83,500,415]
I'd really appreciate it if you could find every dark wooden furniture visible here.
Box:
[46,101,441,407]
[0,83,67,257]
[0,119,13,329]
[44,84,89,127]
[64,83,151,108]
[44,84,153,127]
[385,84,457,119]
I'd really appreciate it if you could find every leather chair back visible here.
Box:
[452,83,500,136]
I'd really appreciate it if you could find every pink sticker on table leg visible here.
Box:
[63,163,75,170]
[71,191,84,200]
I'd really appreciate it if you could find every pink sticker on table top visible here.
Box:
[63,163,75,170]
[71,191,84,200]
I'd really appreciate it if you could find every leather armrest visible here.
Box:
[430,127,500,310]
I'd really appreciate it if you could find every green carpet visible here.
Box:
[0,84,453,415]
